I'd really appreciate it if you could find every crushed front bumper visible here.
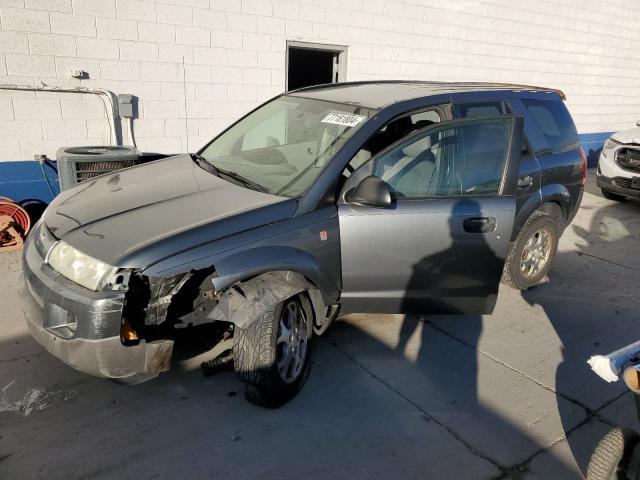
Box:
[18,227,173,381]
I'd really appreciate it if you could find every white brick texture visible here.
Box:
[1,0,640,161]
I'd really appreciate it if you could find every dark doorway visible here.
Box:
[286,43,347,91]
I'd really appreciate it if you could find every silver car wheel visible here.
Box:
[520,227,553,278]
[276,299,308,384]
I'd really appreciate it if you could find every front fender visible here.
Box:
[212,271,321,330]
[211,245,337,304]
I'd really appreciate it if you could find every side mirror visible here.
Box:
[636,120,640,127]
[346,175,392,208]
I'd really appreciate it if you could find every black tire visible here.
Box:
[586,427,640,480]
[233,295,313,408]
[502,212,560,290]
[601,188,626,202]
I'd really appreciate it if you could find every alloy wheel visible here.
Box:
[520,227,553,278]
[276,300,308,384]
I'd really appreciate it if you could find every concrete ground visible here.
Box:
[2,170,640,479]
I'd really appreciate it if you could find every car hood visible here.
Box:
[45,154,296,268]
[611,127,640,144]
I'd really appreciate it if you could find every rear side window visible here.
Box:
[521,98,577,152]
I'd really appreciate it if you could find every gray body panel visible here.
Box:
[45,153,292,267]
[339,197,515,314]
[144,206,342,305]
[338,115,524,315]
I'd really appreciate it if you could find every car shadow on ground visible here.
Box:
[327,191,640,478]
[521,194,640,473]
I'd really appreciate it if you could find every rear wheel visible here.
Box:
[601,188,626,202]
[502,212,559,290]
[586,427,640,480]
[233,294,312,408]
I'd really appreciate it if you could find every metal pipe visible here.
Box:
[0,84,121,145]
[588,340,640,382]
[126,116,136,149]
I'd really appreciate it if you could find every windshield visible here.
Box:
[198,96,374,197]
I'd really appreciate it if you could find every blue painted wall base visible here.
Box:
[0,160,59,204]
[579,132,613,168]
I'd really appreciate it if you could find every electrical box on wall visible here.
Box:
[118,94,135,118]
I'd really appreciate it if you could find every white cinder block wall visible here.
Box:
[0,0,639,161]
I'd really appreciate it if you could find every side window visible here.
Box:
[372,119,513,199]
[344,108,442,177]
[457,101,531,157]
[521,98,578,152]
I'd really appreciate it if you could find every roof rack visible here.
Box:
[289,80,566,100]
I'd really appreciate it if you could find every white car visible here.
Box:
[597,121,640,201]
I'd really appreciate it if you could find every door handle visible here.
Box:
[463,217,496,233]
[518,175,533,188]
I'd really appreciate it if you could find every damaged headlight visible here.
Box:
[47,241,118,291]
[601,138,621,158]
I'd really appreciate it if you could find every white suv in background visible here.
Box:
[597,121,640,201]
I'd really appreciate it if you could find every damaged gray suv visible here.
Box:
[19,81,585,406]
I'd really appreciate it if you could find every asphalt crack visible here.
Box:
[425,320,593,412]
[327,338,510,477]
[576,251,639,272]
[504,390,630,476]
[424,319,632,475]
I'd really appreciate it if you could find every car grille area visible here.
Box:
[616,148,640,173]
[612,177,633,189]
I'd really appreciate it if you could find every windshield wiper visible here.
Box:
[217,168,267,193]
[191,153,219,175]
[192,153,266,192]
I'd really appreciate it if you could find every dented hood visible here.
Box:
[611,127,640,145]
[45,154,295,267]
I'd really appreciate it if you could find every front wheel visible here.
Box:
[587,427,640,480]
[502,213,560,290]
[233,294,313,408]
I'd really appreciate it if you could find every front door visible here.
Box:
[338,116,523,315]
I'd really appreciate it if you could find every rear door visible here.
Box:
[338,116,523,315]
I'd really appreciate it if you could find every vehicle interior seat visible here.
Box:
[377,135,437,197]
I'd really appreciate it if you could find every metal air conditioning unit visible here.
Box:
[56,146,141,191]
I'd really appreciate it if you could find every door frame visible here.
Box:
[339,115,524,201]
[337,115,524,315]
[285,41,349,91]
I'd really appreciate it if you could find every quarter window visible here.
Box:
[521,98,578,152]
[372,119,513,199]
